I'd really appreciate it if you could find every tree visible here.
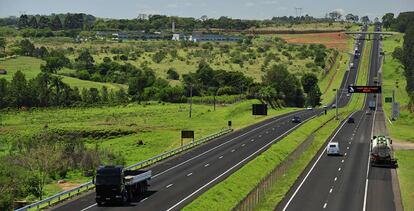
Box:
[18,39,35,56]
[18,14,29,28]
[402,25,414,94]
[307,85,322,107]
[40,57,65,73]
[0,79,9,108]
[301,73,319,93]
[328,11,342,21]
[28,16,38,28]
[0,37,6,54]
[262,64,304,107]
[345,14,355,22]
[75,49,95,71]
[50,16,62,30]
[361,16,370,24]
[38,16,50,29]
[18,143,64,200]
[167,68,179,80]
[10,71,30,107]
[0,158,28,210]
[382,13,395,29]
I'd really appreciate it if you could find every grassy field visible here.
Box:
[395,150,414,211]
[0,100,298,196]
[0,56,126,90]
[381,33,414,142]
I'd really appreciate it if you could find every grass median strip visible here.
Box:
[183,111,340,211]
[395,151,414,211]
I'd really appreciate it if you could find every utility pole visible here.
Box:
[189,85,193,118]
[334,89,339,120]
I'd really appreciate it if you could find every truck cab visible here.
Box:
[95,166,127,205]
[95,165,151,206]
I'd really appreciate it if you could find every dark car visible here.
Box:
[292,116,302,123]
[347,117,355,123]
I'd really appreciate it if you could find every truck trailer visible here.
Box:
[370,136,397,167]
[94,165,151,206]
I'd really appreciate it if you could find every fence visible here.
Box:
[232,116,336,211]
[16,128,233,211]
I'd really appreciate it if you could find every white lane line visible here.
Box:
[242,144,245,147]
[187,172,193,177]
[323,203,328,209]
[251,139,255,142]
[338,168,341,171]
[281,112,354,211]
[345,152,347,156]
[166,184,174,188]
[166,114,316,211]
[334,177,337,182]
[272,128,275,130]
[80,203,97,211]
[349,141,352,144]
[140,197,148,202]
[347,147,350,150]
[152,110,307,178]
[329,188,333,193]
[204,163,210,167]
[231,149,236,152]
[219,156,223,159]
[259,135,262,138]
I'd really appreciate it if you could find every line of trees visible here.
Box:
[387,12,414,111]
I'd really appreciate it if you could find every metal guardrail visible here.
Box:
[15,128,233,211]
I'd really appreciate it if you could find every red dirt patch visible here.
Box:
[277,32,350,51]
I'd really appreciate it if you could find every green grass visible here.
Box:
[381,33,414,142]
[395,151,414,211]
[0,56,126,90]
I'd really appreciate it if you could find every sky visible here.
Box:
[0,0,413,20]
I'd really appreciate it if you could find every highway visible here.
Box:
[52,28,366,211]
[277,26,399,211]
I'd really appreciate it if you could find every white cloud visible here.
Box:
[167,3,178,8]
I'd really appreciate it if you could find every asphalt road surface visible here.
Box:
[277,25,398,211]
[52,27,367,211]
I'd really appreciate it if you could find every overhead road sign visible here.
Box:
[348,86,381,93]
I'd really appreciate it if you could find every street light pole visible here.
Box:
[334,89,339,120]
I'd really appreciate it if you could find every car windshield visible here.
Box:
[96,175,121,185]
[329,144,337,148]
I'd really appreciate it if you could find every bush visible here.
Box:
[166,68,180,80]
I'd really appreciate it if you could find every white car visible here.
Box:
[326,142,340,155]
[306,106,313,110]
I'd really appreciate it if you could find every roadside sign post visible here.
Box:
[392,102,400,120]
[181,130,195,146]
[228,120,232,129]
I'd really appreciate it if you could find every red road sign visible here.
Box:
[348,86,381,93]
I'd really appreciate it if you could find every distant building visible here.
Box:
[0,69,7,75]
[172,33,242,42]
